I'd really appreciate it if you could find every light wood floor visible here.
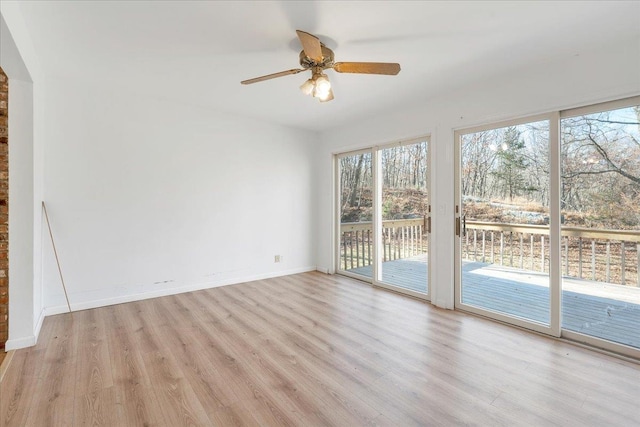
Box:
[1,272,639,426]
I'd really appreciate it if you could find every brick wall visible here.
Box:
[0,67,7,350]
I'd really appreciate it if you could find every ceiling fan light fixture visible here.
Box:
[315,74,331,92]
[313,73,331,100]
[300,78,315,96]
[319,87,334,102]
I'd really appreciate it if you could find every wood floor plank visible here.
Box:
[72,309,114,394]
[73,386,120,427]
[255,333,382,425]
[2,271,639,426]
[207,402,262,426]
[22,314,78,426]
[111,383,162,426]
[214,328,334,426]
[0,349,44,427]
[140,350,212,426]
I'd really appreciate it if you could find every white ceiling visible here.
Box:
[14,1,640,132]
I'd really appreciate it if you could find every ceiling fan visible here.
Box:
[241,30,401,102]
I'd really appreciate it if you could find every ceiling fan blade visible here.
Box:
[241,69,304,85]
[333,62,401,75]
[296,30,323,62]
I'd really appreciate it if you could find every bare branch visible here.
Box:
[563,169,619,179]
[586,117,640,126]
[587,133,640,184]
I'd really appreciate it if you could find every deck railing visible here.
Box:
[340,218,427,270]
[464,221,640,287]
[340,218,640,287]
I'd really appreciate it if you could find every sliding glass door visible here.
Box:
[455,96,640,357]
[336,138,430,299]
[337,150,373,282]
[455,117,555,334]
[560,101,640,349]
[377,141,429,294]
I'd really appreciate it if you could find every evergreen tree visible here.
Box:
[492,126,529,201]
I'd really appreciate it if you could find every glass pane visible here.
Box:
[561,105,640,349]
[460,121,550,325]
[378,141,429,294]
[338,152,373,279]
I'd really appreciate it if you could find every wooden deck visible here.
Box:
[348,256,640,349]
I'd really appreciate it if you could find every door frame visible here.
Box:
[453,113,561,337]
[334,136,432,301]
[334,147,374,283]
[557,96,640,359]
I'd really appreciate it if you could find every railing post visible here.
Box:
[382,228,387,262]
[355,230,360,268]
[362,230,367,267]
[367,229,371,266]
[564,237,569,276]
[509,232,514,267]
[519,233,523,269]
[395,227,399,260]
[482,231,486,263]
[541,235,545,272]
[350,232,354,269]
[410,225,414,256]
[621,241,626,285]
[500,232,504,266]
[391,228,396,261]
[591,240,596,281]
[578,237,583,279]
[473,229,478,262]
[606,241,611,283]
[637,243,640,287]
[491,231,495,264]
[343,234,348,270]
[530,234,534,271]
[465,229,469,261]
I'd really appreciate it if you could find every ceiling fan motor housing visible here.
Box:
[299,44,335,69]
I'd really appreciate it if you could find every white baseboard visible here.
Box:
[4,310,46,351]
[34,307,46,344]
[5,335,36,351]
[44,266,316,316]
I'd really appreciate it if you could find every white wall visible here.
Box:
[42,76,318,313]
[1,7,45,350]
[317,37,640,309]
[6,79,35,348]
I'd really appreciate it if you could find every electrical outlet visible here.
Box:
[274,255,281,263]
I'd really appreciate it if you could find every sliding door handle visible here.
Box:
[455,217,461,237]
